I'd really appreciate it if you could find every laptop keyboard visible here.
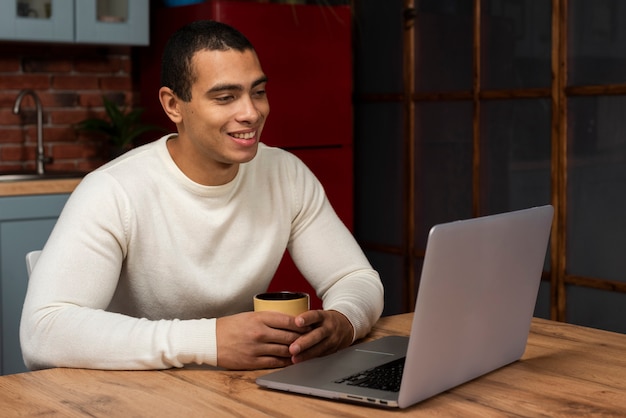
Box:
[334,357,405,392]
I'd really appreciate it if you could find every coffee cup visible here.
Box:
[253,291,310,316]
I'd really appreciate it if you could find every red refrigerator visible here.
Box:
[140,1,354,309]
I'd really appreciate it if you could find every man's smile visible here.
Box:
[230,130,257,140]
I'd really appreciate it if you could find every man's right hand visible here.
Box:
[215,311,309,370]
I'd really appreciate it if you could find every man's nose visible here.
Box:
[236,95,262,123]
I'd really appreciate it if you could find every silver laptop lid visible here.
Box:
[398,205,553,407]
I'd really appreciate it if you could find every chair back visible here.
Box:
[25,250,42,276]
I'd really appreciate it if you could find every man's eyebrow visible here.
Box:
[208,76,268,94]
[252,75,268,88]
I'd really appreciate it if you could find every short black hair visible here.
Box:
[161,20,255,102]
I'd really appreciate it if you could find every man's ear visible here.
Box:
[159,87,183,124]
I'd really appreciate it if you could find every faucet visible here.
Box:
[13,89,52,175]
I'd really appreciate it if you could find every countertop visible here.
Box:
[0,178,82,197]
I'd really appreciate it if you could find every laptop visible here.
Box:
[256,205,554,408]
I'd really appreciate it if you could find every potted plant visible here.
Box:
[76,96,165,158]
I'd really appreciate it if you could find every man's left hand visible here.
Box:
[288,310,354,364]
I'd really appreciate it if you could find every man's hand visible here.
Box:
[288,310,354,364]
[216,311,308,370]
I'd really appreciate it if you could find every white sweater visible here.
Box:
[20,135,384,371]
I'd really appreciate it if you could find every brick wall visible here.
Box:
[0,43,141,173]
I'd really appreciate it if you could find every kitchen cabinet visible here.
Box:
[0,193,70,375]
[75,0,149,45]
[0,0,149,45]
[141,2,353,309]
[0,0,73,42]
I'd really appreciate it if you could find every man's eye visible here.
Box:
[215,95,235,103]
[252,90,266,98]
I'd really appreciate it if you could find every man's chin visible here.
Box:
[233,145,259,164]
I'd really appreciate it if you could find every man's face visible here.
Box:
[175,48,269,182]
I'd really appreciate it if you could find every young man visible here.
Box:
[20,20,383,371]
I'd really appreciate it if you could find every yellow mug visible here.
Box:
[253,292,310,316]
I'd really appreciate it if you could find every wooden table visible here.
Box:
[1,313,625,417]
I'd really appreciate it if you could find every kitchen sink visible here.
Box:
[0,172,87,183]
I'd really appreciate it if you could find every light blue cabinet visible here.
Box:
[75,0,149,45]
[0,0,74,42]
[0,0,149,45]
[0,193,69,375]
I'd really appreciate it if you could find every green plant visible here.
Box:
[76,96,165,152]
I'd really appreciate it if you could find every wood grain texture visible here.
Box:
[0,314,625,417]
[0,178,81,196]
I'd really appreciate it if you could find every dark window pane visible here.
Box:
[482,0,551,89]
[415,1,473,92]
[353,0,404,94]
[354,102,405,247]
[414,101,473,248]
[568,0,626,86]
[567,96,626,282]
[567,286,626,333]
[481,99,552,215]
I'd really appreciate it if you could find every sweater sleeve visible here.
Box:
[20,173,218,371]
[285,156,384,341]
